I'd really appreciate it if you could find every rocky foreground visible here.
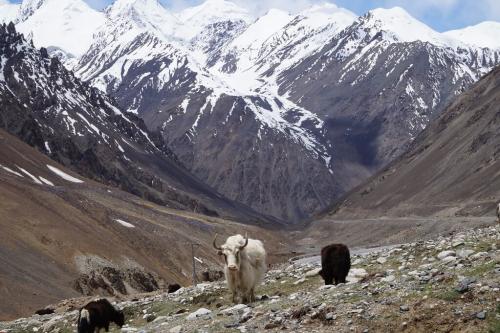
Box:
[1,225,499,333]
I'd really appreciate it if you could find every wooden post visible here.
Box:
[191,243,200,286]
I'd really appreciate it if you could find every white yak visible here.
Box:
[213,233,266,303]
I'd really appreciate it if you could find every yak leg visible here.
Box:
[241,292,249,304]
[232,290,238,304]
[250,288,256,302]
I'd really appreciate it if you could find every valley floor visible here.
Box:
[1,224,498,333]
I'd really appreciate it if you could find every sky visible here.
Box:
[8,0,500,32]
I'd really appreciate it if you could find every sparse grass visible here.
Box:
[435,289,461,302]
[468,262,496,277]
[485,304,500,333]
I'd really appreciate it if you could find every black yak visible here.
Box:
[319,244,351,285]
[77,299,124,333]
[167,283,181,293]
[497,202,500,222]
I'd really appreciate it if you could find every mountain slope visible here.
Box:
[278,7,499,185]
[0,128,286,320]
[323,65,500,219]
[15,0,105,59]
[0,22,278,225]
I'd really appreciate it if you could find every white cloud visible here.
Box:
[382,0,458,16]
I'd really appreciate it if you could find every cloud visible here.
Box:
[382,0,458,17]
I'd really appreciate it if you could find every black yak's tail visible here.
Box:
[77,308,91,333]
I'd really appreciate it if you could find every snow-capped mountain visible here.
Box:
[15,0,105,58]
[68,0,338,222]
[0,22,277,224]
[3,0,500,222]
[176,0,253,40]
[277,7,499,165]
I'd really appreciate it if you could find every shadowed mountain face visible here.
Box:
[0,23,279,225]
[322,65,500,220]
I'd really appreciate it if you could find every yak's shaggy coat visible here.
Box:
[319,244,351,285]
[77,299,124,333]
[214,234,267,303]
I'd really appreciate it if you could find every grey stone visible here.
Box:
[399,305,410,312]
[476,311,486,320]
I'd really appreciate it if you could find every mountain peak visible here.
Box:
[369,6,412,19]
[301,2,354,17]
[178,0,253,22]
[15,0,105,57]
[108,0,165,11]
[106,0,178,37]
[297,2,356,30]
[176,0,253,39]
[361,6,457,46]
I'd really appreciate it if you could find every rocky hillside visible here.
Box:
[0,22,278,225]
[1,225,498,332]
[0,129,288,321]
[321,64,500,220]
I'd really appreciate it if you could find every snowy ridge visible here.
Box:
[444,21,500,49]
[361,7,461,47]
[0,23,162,160]
[16,0,105,57]
[176,0,253,40]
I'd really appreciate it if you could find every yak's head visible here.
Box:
[114,310,125,327]
[213,233,249,272]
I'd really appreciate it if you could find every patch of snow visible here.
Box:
[17,166,43,185]
[47,165,84,183]
[0,164,24,178]
[114,219,135,228]
[39,176,54,186]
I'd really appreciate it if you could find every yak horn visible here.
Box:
[213,234,222,250]
[240,233,249,249]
